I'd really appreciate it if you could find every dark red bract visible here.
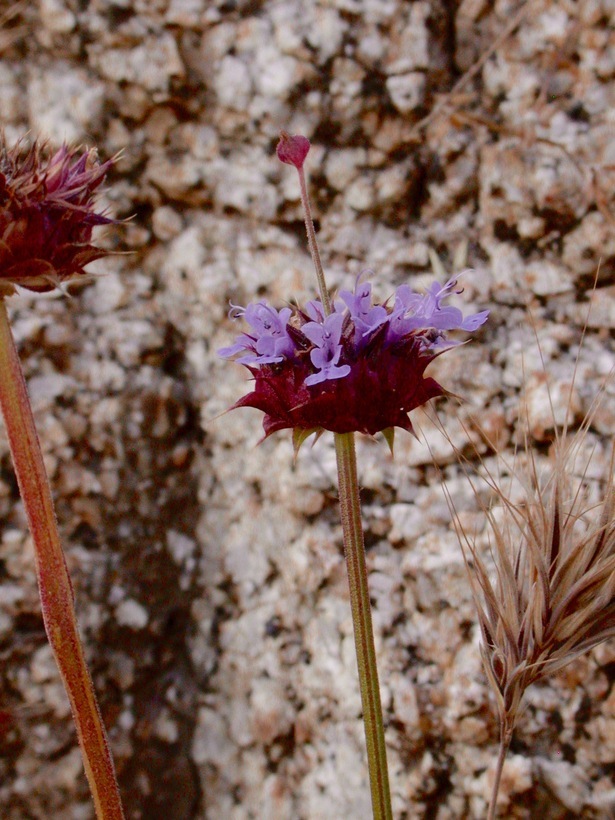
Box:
[232,329,445,437]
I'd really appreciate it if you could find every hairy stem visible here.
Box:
[297,165,332,316]
[335,431,392,820]
[0,298,124,819]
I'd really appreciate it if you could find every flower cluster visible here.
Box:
[220,274,488,438]
[0,137,113,295]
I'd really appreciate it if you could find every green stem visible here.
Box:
[0,298,124,820]
[334,431,392,820]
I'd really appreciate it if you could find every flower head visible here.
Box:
[0,136,114,295]
[221,132,488,445]
[220,275,488,439]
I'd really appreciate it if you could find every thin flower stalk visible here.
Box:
[488,728,513,820]
[277,132,331,316]
[0,299,124,819]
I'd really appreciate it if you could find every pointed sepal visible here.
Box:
[292,427,321,460]
[382,427,395,456]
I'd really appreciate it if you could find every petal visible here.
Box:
[460,310,489,330]
[217,335,254,358]
[304,370,328,386]
[301,321,325,346]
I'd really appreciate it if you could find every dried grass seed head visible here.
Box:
[466,426,615,730]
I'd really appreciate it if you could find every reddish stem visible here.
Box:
[0,298,124,819]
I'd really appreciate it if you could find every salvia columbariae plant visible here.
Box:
[0,135,124,819]
[219,132,489,819]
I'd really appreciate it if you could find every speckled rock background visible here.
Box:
[0,0,614,817]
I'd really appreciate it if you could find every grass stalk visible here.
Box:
[487,724,512,820]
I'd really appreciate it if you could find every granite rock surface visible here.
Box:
[0,0,613,817]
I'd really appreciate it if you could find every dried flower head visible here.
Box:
[220,272,488,441]
[0,136,113,296]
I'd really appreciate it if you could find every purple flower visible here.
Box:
[304,298,346,322]
[302,313,351,386]
[339,275,388,345]
[218,301,294,365]
[388,275,489,345]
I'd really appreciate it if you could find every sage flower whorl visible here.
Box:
[0,137,113,295]
[220,274,488,438]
